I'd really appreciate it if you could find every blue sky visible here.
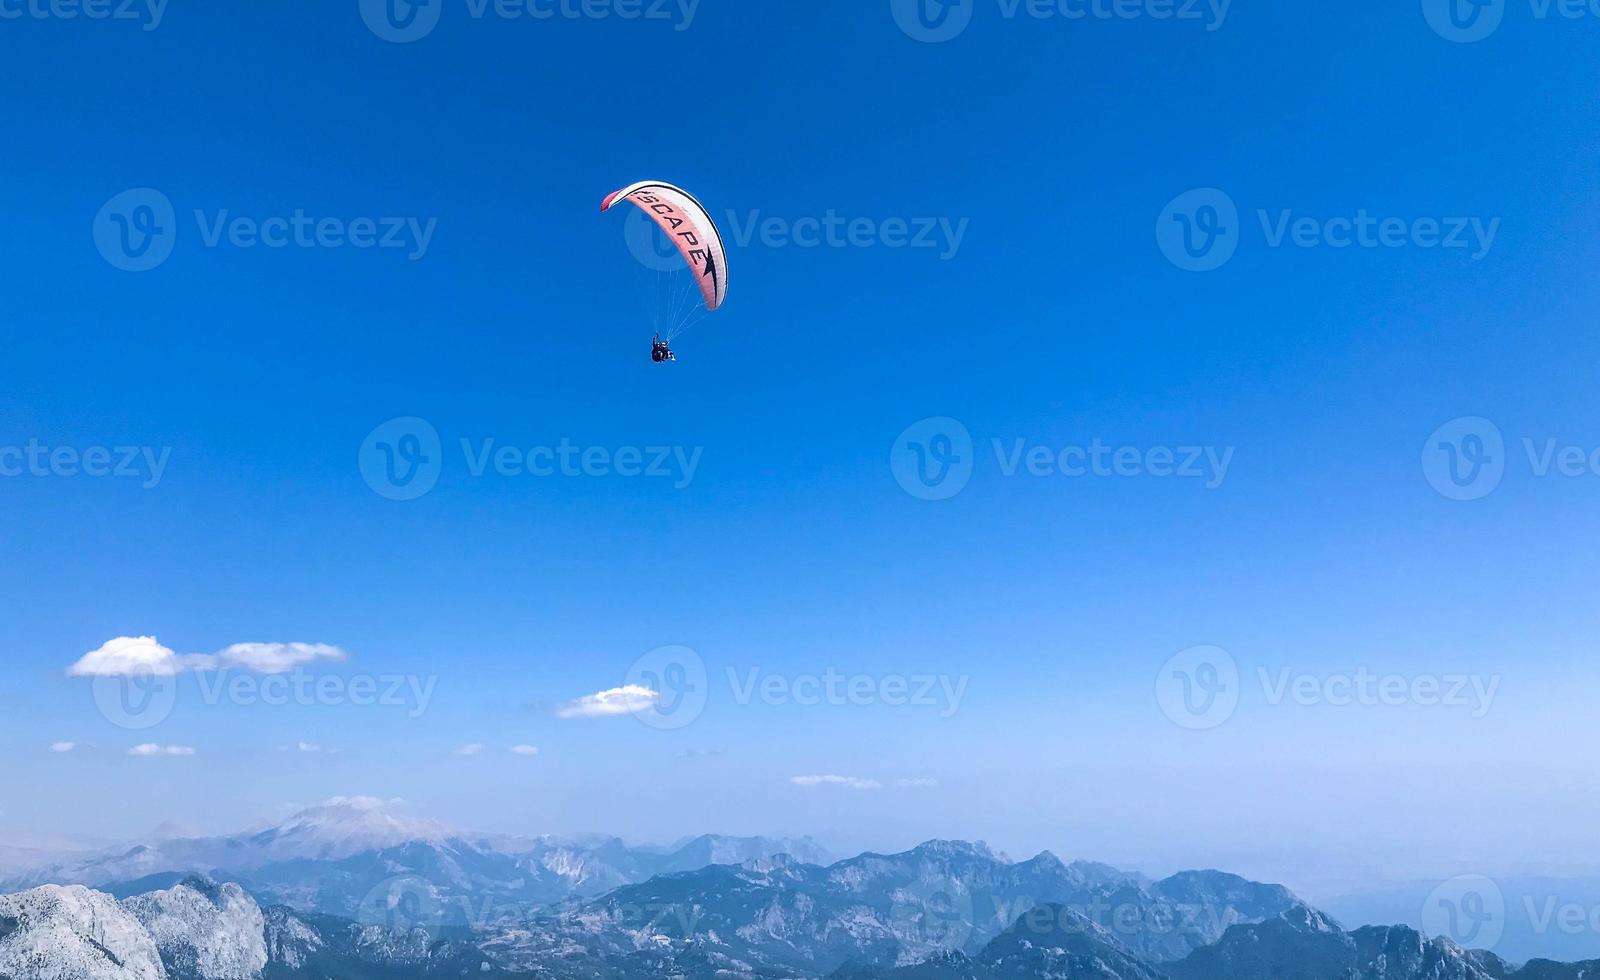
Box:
[3,0,1600,895]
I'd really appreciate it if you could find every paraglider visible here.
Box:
[601,181,728,361]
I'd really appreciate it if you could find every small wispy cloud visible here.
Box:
[68,636,347,678]
[212,642,346,674]
[557,685,659,719]
[895,778,939,788]
[454,743,485,756]
[129,744,196,757]
[50,742,77,753]
[510,745,540,756]
[278,742,324,754]
[789,774,882,790]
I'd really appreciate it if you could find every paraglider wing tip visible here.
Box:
[599,189,625,212]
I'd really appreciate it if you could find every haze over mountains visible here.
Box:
[2,799,1596,980]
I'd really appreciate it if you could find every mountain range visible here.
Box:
[6,873,1600,980]
[3,802,1597,980]
[1,797,832,925]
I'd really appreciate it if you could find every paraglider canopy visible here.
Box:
[601,181,729,312]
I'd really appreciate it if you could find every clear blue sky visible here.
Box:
[3,0,1599,894]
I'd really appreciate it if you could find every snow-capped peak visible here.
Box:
[246,797,453,861]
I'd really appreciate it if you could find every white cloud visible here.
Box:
[129,744,196,757]
[789,774,882,790]
[279,742,323,753]
[213,642,346,674]
[67,636,194,677]
[67,636,347,678]
[895,778,940,788]
[510,745,540,756]
[50,742,77,753]
[454,743,484,756]
[556,685,659,719]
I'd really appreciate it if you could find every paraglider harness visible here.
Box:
[652,335,676,363]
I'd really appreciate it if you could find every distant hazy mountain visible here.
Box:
[1325,875,1600,964]
[0,799,833,926]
